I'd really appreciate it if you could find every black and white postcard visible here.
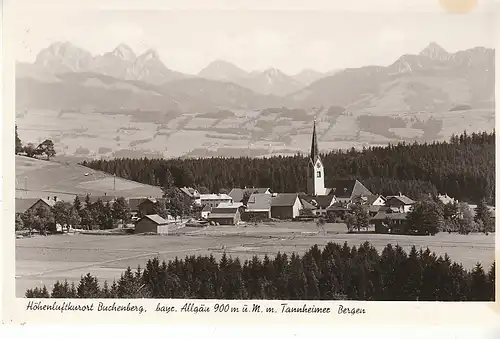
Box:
[2,0,499,331]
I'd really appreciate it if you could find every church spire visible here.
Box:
[310,120,319,162]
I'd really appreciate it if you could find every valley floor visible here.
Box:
[15,222,495,297]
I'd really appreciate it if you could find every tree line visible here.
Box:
[16,125,56,160]
[26,241,495,301]
[82,131,495,205]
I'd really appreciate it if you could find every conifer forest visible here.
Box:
[26,241,495,301]
[83,131,495,205]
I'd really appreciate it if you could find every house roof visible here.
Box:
[386,195,415,205]
[328,180,372,199]
[371,212,408,220]
[228,188,270,202]
[353,194,385,205]
[368,205,382,213]
[202,205,212,212]
[299,198,317,210]
[271,193,300,207]
[208,213,238,219]
[437,194,457,205]
[217,202,244,209]
[179,187,199,198]
[246,193,272,211]
[299,194,335,209]
[141,214,170,225]
[15,198,53,214]
[199,193,232,201]
[128,198,146,211]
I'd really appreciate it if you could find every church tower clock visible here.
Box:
[307,120,326,196]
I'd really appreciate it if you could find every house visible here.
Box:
[208,206,241,225]
[437,194,458,205]
[327,179,373,203]
[199,194,233,208]
[270,193,303,220]
[385,194,415,213]
[200,205,212,219]
[242,193,273,221]
[326,202,350,221]
[353,194,386,206]
[135,214,173,234]
[299,194,336,217]
[15,198,54,215]
[371,212,409,234]
[137,198,158,217]
[179,187,201,204]
[228,187,272,203]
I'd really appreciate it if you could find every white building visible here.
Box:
[199,193,233,208]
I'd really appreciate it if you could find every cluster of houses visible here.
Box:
[16,122,480,235]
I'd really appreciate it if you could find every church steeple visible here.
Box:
[310,120,319,162]
[307,119,326,196]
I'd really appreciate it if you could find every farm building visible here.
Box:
[299,194,335,217]
[270,193,303,220]
[242,193,273,221]
[198,194,233,208]
[229,187,272,203]
[385,194,415,213]
[371,212,409,234]
[15,198,55,215]
[135,214,173,234]
[437,194,458,205]
[179,187,201,202]
[208,206,241,225]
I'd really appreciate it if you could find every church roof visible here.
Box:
[310,120,320,163]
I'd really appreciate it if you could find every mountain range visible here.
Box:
[15,41,495,159]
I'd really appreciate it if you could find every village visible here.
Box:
[15,122,493,238]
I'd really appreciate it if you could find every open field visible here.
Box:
[15,155,162,200]
[16,108,494,158]
[15,221,495,297]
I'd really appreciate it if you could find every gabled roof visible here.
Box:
[246,193,272,211]
[179,187,199,198]
[15,198,53,214]
[199,193,232,200]
[217,202,244,209]
[228,188,271,202]
[128,198,146,211]
[386,195,415,205]
[299,199,317,210]
[202,205,212,212]
[271,193,300,207]
[141,214,169,225]
[328,179,372,199]
[299,194,335,209]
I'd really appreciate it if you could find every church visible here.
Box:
[300,120,373,215]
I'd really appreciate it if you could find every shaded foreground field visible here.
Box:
[15,222,495,297]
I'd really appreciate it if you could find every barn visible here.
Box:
[135,214,172,234]
[270,193,303,220]
[242,193,272,221]
[208,206,241,225]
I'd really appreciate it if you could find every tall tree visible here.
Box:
[36,139,56,160]
[112,197,131,226]
[407,200,444,235]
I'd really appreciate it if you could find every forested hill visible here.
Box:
[82,131,495,204]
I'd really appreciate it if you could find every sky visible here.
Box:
[10,0,498,75]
